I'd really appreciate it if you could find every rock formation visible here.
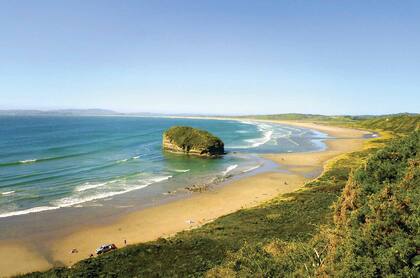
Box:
[162,126,224,157]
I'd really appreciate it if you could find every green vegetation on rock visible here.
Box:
[163,126,224,156]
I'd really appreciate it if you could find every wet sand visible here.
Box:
[0,121,369,277]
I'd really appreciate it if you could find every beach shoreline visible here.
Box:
[0,119,371,277]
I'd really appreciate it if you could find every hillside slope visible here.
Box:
[246,114,419,134]
[207,131,419,277]
[21,117,419,278]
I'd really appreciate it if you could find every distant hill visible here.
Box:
[0,109,201,117]
[242,113,419,134]
[356,114,420,134]
[0,109,122,116]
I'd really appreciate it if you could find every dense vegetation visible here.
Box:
[22,116,419,277]
[325,130,419,277]
[163,126,224,156]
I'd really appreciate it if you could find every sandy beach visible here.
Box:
[0,120,370,277]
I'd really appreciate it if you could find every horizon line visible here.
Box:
[0,108,418,117]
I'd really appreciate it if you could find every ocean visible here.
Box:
[0,116,328,219]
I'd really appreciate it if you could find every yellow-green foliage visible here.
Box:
[324,131,419,277]
[358,114,420,134]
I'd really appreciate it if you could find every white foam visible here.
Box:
[55,175,172,207]
[245,130,273,147]
[0,206,59,218]
[230,121,274,149]
[75,182,108,192]
[242,165,262,173]
[173,169,190,173]
[149,176,172,182]
[223,164,238,176]
[19,159,37,164]
[238,120,257,125]
[117,155,141,163]
[1,191,15,196]
[57,187,137,207]
[0,175,173,218]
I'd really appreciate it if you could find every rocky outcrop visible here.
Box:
[162,126,224,157]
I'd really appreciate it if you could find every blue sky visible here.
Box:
[0,1,419,115]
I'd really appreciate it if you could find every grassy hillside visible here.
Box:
[356,114,420,134]
[244,113,420,135]
[208,131,419,277]
[21,116,419,277]
[324,130,419,276]
[241,113,356,123]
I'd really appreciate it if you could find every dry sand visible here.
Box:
[0,120,369,277]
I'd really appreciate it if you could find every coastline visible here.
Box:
[0,120,370,277]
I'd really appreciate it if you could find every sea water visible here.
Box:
[0,116,328,218]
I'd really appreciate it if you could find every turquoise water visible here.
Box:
[0,116,328,218]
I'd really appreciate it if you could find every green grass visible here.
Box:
[357,114,420,134]
[23,187,342,277]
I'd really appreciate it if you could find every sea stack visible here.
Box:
[162,126,224,157]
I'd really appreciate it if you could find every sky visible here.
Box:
[0,1,419,115]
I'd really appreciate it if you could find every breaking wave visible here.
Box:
[0,206,59,218]
[75,182,108,192]
[173,169,190,173]
[242,164,262,173]
[117,155,142,163]
[229,121,274,149]
[0,175,173,218]
[223,164,238,176]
